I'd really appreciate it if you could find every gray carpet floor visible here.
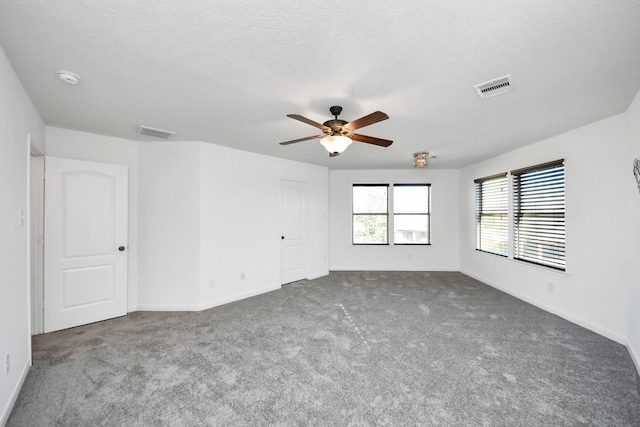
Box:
[8,271,640,426]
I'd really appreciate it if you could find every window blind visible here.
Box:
[512,160,565,270]
[474,173,508,256]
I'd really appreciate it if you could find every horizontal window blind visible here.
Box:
[512,160,565,270]
[475,174,508,256]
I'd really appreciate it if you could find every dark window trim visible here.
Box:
[474,172,507,184]
[510,159,564,176]
[475,248,507,256]
[393,183,432,187]
[392,183,431,245]
[514,257,567,272]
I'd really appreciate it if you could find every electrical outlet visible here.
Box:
[548,282,555,293]
[240,272,246,280]
[5,353,9,374]
[208,279,215,289]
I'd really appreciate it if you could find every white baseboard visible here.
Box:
[460,270,626,345]
[135,303,203,311]
[134,285,281,312]
[197,285,281,311]
[306,271,329,281]
[628,339,640,376]
[1,357,30,426]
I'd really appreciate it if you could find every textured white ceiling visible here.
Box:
[1,0,639,169]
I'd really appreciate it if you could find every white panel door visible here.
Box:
[44,157,128,333]
[281,180,307,284]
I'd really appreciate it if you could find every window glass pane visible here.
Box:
[394,186,429,213]
[353,186,387,213]
[394,215,430,244]
[392,184,431,245]
[353,215,388,244]
[353,185,388,244]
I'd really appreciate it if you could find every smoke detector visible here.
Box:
[474,74,512,99]
[138,125,176,139]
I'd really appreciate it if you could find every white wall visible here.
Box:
[199,143,329,309]
[458,113,632,344]
[137,141,329,310]
[45,127,140,310]
[0,45,45,424]
[329,169,459,271]
[137,141,201,309]
[626,89,640,371]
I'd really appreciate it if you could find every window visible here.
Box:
[512,160,565,270]
[475,174,508,256]
[393,184,431,244]
[352,184,431,245]
[352,185,388,244]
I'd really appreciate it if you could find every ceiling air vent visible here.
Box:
[474,74,512,99]
[138,125,175,139]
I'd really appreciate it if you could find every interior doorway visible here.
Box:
[280,179,308,284]
[30,150,45,335]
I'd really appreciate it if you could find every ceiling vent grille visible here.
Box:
[474,74,512,99]
[138,125,175,139]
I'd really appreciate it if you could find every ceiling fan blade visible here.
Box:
[278,135,322,145]
[344,111,389,131]
[350,133,393,147]
[287,114,331,131]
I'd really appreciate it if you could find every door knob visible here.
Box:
[118,246,126,252]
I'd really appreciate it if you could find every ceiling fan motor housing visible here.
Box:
[325,106,347,133]
[323,119,348,133]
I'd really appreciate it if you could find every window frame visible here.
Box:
[392,183,432,245]
[512,159,566,271]
[352,184,389,245]
[474,173,508,256]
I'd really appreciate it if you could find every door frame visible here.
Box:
[280,178,309,285]
[29,147,45,335]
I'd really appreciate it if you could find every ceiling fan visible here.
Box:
[278,106,393,157]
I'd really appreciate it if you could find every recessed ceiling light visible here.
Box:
[57,70,80,85]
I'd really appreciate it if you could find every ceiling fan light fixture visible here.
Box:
[320,134,352,155]
[413,152,429,168]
